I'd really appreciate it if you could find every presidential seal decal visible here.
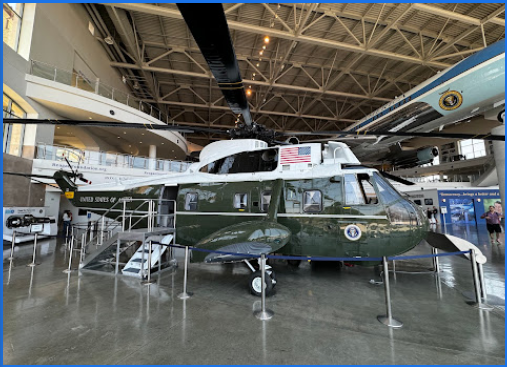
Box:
[439,90,463,111]
[344,224,362,241]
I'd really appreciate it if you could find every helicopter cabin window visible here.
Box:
[184,192,198,211]
[233,193,248,209]
[199,148,278,174]
[372,173,402,204]
[303,190,322,212]
[261,190,272,212]
[286,187,297,201]
[424,198,433,205]
[344,174,378,205]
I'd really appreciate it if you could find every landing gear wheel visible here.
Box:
[249,270,273,297]
[287,259,301,268]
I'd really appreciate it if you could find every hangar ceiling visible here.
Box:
[87,3,505,145]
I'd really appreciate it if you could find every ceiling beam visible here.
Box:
[139,99,356,123]
[412,3,504,27]
[111,61,392,102]
[143,40,431,87]
[102,3,450,68]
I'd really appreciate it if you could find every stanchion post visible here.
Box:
[178,246,193,300]
[254,253,274,321]
[65,226,69,246]
[478,263,488,302]
[141,240,156,285]
[122,200,126,231]
[377,256,403,328]
[8,231,16,261]
[432,248,440,273]
[63,232,75,273]
[100,216,105,246]
[27,233,40,267]
[466,250,493,310]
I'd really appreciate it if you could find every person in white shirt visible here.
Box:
[62,210,72,238]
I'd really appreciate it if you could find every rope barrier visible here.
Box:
[163,243,470,263]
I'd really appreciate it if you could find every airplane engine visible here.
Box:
[393,146,439,168]
[416,146,439,164]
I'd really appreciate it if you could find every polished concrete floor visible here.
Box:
[3,224,505,364]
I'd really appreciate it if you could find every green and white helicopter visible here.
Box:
[5,4,501,295]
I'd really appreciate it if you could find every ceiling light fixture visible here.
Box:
[104,36,114,45]
[259,50,263,55]
[264,36,270,43]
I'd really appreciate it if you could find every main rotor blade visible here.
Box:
[177,3,252,126]
[279,130,504,141]
[379,171,416,186]
[2,119,229,135]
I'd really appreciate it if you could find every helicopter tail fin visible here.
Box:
[53,170,79,201]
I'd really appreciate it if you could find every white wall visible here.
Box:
[29,3,129,93]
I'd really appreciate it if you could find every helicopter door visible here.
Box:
[339,174,382,257]
[158,186,178,227]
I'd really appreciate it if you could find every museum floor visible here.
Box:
[3,224,505,364]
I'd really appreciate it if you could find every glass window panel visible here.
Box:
[7,3,23,16]
[234,193,248,209]
[261,190,271,212]
[344,174,365,205]
[3,94,10,112]
[373,173,401,204]
[10,101,25,118]
[303,190,322,212]
[3,3,22,51]
[184,192,198,211]
[7,124,23,156]
[358,174,378,204]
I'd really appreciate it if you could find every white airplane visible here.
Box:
[340,39,505,166]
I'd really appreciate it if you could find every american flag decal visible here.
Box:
[280,146,312,164]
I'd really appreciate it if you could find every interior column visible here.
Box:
[491,124,505,216]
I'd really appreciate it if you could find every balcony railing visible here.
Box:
[29,60,174,124]
[35,143,192,173]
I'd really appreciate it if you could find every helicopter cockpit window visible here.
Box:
[357,174,378,204]
[344,174,365,205]
[344,174,378,205]
[373,173,402,204]
[303,190,322,212]
[261,190,272,212]
[233,193,248,209]
[199,149,278,174]
[184,192,198,211]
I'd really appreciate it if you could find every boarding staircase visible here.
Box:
[70,198,177,278]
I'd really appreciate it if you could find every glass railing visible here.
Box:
[29,60,172,125]
[35,143,191,173]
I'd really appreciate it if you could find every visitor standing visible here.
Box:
[481,206,502,245]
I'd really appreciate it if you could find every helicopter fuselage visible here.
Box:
[57,140,429,264]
